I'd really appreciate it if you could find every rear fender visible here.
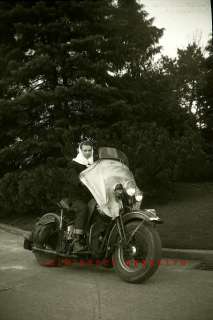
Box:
[37,213,61,226]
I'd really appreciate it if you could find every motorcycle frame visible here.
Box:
[31,205,162,260]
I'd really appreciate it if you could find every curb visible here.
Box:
[0,223,31,238]
[0,223,212,261]
[162,248,213,262]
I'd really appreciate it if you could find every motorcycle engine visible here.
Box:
[90,215,109,258]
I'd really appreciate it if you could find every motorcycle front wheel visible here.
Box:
[113,220,161,283]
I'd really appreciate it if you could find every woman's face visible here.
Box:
[81,145,92,159]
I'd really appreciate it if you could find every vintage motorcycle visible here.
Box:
[24,147,163,283]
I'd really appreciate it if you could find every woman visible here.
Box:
[68,140,94,252]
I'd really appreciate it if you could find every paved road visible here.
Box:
[0,229,212,320]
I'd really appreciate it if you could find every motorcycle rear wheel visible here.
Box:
[113,220,161,283]
[33,248,60,267]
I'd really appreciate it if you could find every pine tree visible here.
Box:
[0,0,164,173]
[201,37,213,171]
[0,1,210,216]
[0,0,166,214]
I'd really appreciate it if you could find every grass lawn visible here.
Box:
[0,182,212,250]
[155,182,213,250]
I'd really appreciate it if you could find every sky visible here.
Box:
[139,0,212,57]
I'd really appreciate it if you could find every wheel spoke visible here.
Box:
[113,221,162,283]
[118,224,151,271]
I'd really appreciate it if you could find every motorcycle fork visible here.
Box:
[115,212,146,247]
[116,210,128,246]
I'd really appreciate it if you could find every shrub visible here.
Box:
[0,165,70,218]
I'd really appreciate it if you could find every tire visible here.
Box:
[33,250,60,267]
[32,213,61,267]
[113,220,161,283]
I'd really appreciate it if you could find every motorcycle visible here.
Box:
[24,147,163,283]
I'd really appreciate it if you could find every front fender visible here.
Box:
[124,209,163,225]
[105,209,162,257]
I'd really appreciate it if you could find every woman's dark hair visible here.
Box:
[79,140,93,150]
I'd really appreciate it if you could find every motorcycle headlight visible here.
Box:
[126,187,136,196]
[124,180,136,197]
[135,192,143,202]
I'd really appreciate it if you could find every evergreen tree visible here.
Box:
[201,36,213,172]
[0,0,165,214]
[0,0,164,173]
[0,1,211,216]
